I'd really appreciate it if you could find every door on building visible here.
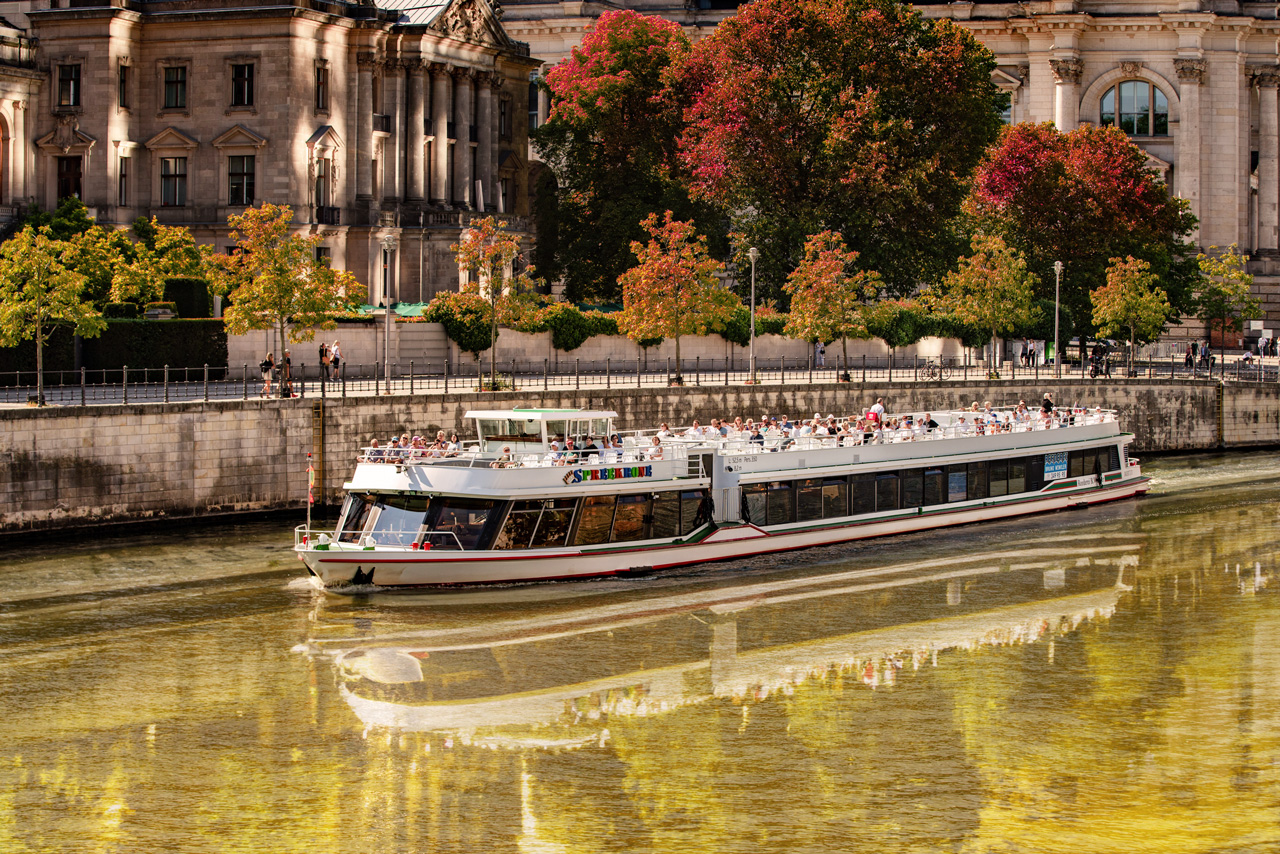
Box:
[57,156,82,200]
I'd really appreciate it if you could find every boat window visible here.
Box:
[796,479,823,523]
[1026,456,1045,492]
[546,420,567,442]
[493,499,542,550]
[591,418,610,438]
[923,468,945,506]
[1106,445,1121,473]
[947,465,968,503]
[989,460,1008,497]
[875,474,900,512]
[1068,451,1085,479]
[967,462,988,500]
[901,469,924,508]
[574,495,615,545]
[478,419,539,444]
[424,497,500,550]
[743,483,767,527]
[766,481,795,526]
[1008,459,1026,494]
[681,489,709,534]
[611,494,649,542]
[851,475,875,515]
[369,495,431,546]
[337,493,375,543]
[650,491,681,539]
[531,498,577,548]
[822,476,849,519]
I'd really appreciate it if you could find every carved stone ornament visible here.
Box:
[1049,58,1084,85]
[1174,58,1207,83]
[1120,61,1143,77]
[1252,65,1280,88]
[53,113,79,153]
[439,0,486,42]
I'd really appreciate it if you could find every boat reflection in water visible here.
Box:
[303,541,1140,747]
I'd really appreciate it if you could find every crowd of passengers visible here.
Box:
[358,393,1111,465]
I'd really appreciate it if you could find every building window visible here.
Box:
[499,100,509,137]
[315,158,330,206]
[164,66,187,110]
[118,65,130,109]
[231,64,254,107]
[315,246,331,266]
[57,156,82,200]
[228,155,255,205]
[315,66,329,112]
[161,157,187,206]
[118,155,130,206]
[1100,80,1168,136]
[528,74,539,130]
[58,64,80,108]
[499,177,510,214]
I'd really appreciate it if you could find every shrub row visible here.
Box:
[0,319,228,376]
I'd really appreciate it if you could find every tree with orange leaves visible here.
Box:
[783,231,883,378]
[617,211,739,382]
[452,215,535,389]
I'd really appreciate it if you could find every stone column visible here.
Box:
[1174,58,1207,236]
[355,54,377,200]
[406,61,426,202]
[1049,58,1083,130]
[476,72,494,211]
[383,62,404,202]
[10,99,25,202]
[430,64,450,205]
[489,77,501,210]
[1256,68,1279,251]
[452,67,474,208]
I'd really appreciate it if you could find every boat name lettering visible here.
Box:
[563,465,653,485]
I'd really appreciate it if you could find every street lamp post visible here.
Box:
[1053,260,1063,379]
[381,235,397,395]
[747,246,759,384]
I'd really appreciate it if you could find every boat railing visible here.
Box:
[293,524,464,552]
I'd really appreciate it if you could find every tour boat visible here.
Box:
[294,405,1150,590]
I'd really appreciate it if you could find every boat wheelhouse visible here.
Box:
[295,405,1150,590]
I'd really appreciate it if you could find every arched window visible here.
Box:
[1100,81,1169,136]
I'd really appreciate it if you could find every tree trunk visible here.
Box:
[842,337,849,379]
[1129,323,1135,375]
[674,335,682,382]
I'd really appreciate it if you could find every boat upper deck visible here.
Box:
[351,405,1124,477]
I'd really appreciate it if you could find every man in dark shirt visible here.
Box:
[922,413,940,432]
[1042,393,1054,415]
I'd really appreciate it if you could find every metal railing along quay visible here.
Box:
[0,352,1272,407]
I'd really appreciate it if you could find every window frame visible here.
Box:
[228,154,255,206]
[231,63,254,108]
[1100,79,1169,137]
[163,65,188,111]
[160,156,187,207]
[315,63,330,114]
[57,63,81,109]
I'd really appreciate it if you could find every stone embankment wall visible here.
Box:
[1,379,1275,534]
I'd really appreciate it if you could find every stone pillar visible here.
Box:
[489,77,501,210]
[476,72,494,211]
[356,54,376,200]
[383,62,404,203]
[406,61,426,202]
[1050,58,1084,130]
[430,64,450,205]
[1175,58,1207,238]
[452,67,474,208]
[10,99,25,202]
[1256,68,1279,251]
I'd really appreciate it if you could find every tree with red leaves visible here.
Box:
[679,0,1005,302]
[969,123,1198,352]
[534,10,726,302]
[617,211,739,382]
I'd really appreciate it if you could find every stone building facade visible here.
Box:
[0,0,539,302]
[501,0,1280,328]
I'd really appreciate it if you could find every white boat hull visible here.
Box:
[299,470,1150,590]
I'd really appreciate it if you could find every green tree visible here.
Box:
[1091,256,1172,374]
[60,226,133,308]
[783,231,883,377]
[210,204,360,374]
[970,123,1198,356]
[0,226,106,404]
[534,10,727,302]
[1195,244,1261,371]
[927,234,1041,373]
[452,216,536,389]
[21,196,97,242]
[617,211,739,382]
[680,0,1005,302]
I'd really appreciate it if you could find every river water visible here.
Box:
[1,453,1278,854]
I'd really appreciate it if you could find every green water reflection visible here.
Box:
[1,453,1278,853]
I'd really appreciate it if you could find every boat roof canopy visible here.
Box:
[463,408,619,422]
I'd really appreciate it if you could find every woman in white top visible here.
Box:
[648,436,664,460]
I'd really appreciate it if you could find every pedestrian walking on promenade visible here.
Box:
[330,341,342,379]
[260,352,274,397]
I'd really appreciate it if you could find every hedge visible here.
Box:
[163,277,212,318]
[0,319,228,375]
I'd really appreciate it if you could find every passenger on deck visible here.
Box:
[561,438,580,465]
[685,420,705,438]
[491,446,514,468]
[658,423,674,439]
[749,426,765,447]
[364,438,383,462]
[869,398,886,423]
[648,436,665,459]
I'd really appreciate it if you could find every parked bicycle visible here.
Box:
[922,359,953,380]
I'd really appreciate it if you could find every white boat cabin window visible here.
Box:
[478,418,543,445]
[492,498,576,550]
[336,493,501,549]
